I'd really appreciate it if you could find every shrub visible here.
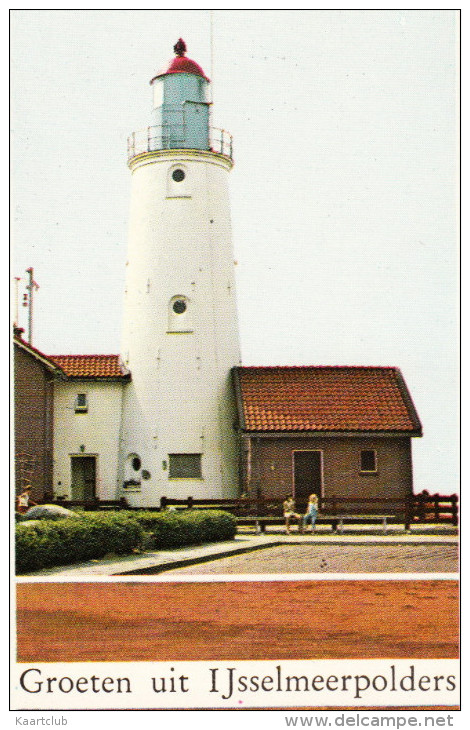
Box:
[15,509,236,573]
[15,512,143,574]
[119,509,237,550]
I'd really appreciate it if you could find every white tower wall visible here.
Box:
[120,148,241,506]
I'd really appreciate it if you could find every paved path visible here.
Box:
[18,526,458,578]
[163,542,458,575]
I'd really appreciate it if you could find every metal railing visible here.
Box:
[127,124,233,162]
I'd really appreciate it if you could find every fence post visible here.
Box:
[433,493,440,521]
[187,496,193,509]
[331,495,338,516]
[451,495,458,526]
[405,495,412,530]
[160,496,167,510]
[418,492,426,522]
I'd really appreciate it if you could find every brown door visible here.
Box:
[293,451,322,511]
[71,456,96,500]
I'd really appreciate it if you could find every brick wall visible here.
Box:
[243,434,413,503]
[14,345,54,499]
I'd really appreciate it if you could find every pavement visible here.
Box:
[17,523,458,578]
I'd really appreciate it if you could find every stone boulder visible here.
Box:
[17,520,43,528]
[22,504,82,521]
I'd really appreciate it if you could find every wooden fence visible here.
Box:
[39,491,458,530]
[160,491,459,530]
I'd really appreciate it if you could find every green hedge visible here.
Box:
[130,509,237,549]
[15,509,236,573]
[15,512,143,574]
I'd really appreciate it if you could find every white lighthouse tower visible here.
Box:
[120,39,241,506]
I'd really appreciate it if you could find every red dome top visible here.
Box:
[150,39,210,84]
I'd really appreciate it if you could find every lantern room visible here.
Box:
[149,38,211,152]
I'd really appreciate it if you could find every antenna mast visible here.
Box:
[25,267,39,345]
[14,277,21,327]
[210,10,214,104]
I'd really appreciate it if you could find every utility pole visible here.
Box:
[25,267,39,345]
[13,276,21,327]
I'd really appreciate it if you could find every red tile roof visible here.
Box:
[233,366,422,434]
[48,355,130,380]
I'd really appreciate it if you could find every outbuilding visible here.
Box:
[232,366,422,509]
[49,355,130,501]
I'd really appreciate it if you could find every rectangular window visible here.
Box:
[74,393,88,413]
[360,450,377,473]
[169,453,202,479]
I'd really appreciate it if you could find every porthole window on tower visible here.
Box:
[167,164,190,198]
[123,452,142,490]
[168,295,193,332]
[173,299,187,314]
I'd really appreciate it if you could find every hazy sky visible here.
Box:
[11,10,458,495]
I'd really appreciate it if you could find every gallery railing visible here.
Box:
[127,125,233,162]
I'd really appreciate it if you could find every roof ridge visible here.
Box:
[237,365,398,370]
[50,354,120,358]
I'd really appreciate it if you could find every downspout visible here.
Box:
[246,435,252,495]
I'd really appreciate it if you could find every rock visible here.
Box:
[22,504,82,521]
[17,520,43,528]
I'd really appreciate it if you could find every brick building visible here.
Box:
[232,366,422,509]
[13,330,65,501]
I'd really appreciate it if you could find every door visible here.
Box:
[71,456,96,500]
[293,450,322,511]
[183,101,210,150]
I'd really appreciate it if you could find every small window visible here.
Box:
[124,452,142,490]
[167,164,190,198]
[168,295,193,332]
[172,299,187,314]
[169,454,202,479]
[75,394,88,413]
[361,450,377,473]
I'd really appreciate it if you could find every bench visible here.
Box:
[159,498,400,534]
[235,514,393,534]
[323,514,392,534]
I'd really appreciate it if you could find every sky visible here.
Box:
[11,9,459,495]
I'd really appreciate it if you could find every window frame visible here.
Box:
[168,453,203,480]
[74,393,88,413]
[360,449,378,474]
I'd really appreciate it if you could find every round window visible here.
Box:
[132,456,141,471]
[173,299,187,314]
[172,169,185,182]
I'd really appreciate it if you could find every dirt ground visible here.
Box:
[16,580,458,662]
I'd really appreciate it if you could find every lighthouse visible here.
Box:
[119,40,241,506]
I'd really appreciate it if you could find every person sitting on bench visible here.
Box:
[303,493,319,532]
[283,496,302,534]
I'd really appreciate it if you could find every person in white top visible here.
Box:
[16,485,36,514]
